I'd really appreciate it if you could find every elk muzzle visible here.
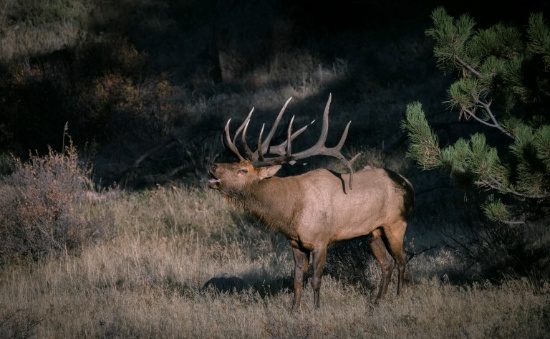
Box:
[208,165,221,189]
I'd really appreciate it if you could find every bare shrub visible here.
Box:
[0,144,113,265]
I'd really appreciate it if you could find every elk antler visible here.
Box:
[224,94,361,188]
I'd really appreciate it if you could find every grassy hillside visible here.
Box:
[1,0,549,337]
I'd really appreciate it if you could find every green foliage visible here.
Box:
[403,7,550,224]
[482,195,512,223]
[402,102,441,170]
[425,7,476,72]
[528,13,550,49]
[0,143,113,265]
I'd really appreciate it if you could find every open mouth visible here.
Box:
[208,172,221,188]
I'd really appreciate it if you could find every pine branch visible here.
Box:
[461,107,501,129]
[474,99,513,138]
[477,176,549,199]
[453,56,514,138]
[412,7,550,223]
[454,55,482,77]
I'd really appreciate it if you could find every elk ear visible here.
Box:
[257,165,282,180]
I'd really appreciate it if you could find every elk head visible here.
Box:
[208,160,281,196]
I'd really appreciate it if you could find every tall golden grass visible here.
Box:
[1,184,548,338]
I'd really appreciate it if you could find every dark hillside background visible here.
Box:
[1,0,548,189]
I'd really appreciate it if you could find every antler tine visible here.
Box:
[224,119,245,161]
[316,92,332,148]
[286,115,295,160]
[335,121,351,150]
[268,119,315,156]
[292,93,337,160]
[251,117,314,166]
[224,107,255,161]
[288,94,336,160]
[252,96,313,165]
[257,123,266,161]
[241,118,255,159]
[258,97,293,154]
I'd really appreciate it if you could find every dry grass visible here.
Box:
[0,185,548,338]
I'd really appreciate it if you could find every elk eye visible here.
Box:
[237,168,248,175]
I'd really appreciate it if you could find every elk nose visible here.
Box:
[210,164,218,173]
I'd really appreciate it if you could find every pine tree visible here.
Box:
[403,7,550,224]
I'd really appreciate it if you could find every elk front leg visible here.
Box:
[291,246,310,309]
[311,247,327,308]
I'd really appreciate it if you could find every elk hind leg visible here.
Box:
[382,221,408,295]
[369,228,394,301]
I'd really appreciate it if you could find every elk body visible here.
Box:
[208,95,414,308]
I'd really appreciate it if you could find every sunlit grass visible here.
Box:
[0,185,548,338]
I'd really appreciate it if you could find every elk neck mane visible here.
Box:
[225,175,301,236]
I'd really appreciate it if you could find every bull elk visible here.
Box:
[208,95,414,308]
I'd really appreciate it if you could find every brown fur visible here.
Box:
[209,160,413,308]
